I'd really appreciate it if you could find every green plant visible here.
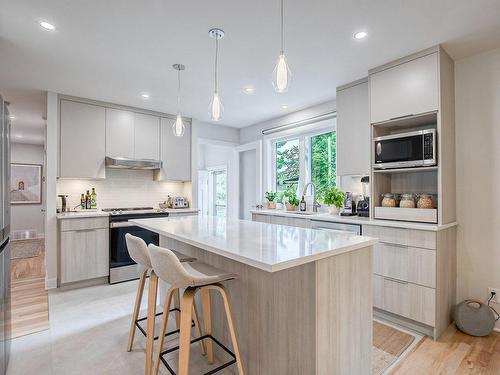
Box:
[265,191,277,202]
[321,187,345,209]
[283,188,299,206]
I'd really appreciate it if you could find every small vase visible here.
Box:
[267,201,276,209]
[328,206,339,215]
[286,203,296,212]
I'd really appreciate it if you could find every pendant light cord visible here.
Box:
[214,37,219,93]
[280,0,284,54]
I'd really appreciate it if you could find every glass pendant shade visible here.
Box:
[273,52,291,93]
[209,92,223,121]
[172,114,185,137]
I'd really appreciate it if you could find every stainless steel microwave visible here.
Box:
[373,129,436,169]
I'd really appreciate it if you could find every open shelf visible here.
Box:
[371,111,438,129]
[373,166,438,174]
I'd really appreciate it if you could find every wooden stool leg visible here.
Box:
[178,288,196,375]
[213,284,245,375]
[153,287,176,375]
[127,268,147,351]
[145,271,159,375]
[173,288,181,330]
[192,301,206,356]
[201,289,214,364]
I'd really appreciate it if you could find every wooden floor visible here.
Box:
[10,241,49,339]
[392,324,500,374]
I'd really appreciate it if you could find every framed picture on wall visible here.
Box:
[11,163,42,204]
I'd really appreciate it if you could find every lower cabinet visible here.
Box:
[59,218,109,284]
[251,213,310,228]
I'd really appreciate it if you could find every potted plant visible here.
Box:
[283,189,299,211]
[276,191,285,210]
[321,187,345,215]
[265,191,277,209]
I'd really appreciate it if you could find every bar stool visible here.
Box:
[124,234,205,375]
[148,244,244,375]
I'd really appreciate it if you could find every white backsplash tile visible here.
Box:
[57,168,192,209]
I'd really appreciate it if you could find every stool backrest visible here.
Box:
[148,244,193,287]
[125,233,152,269]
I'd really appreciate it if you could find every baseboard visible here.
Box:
[45,276,57,290]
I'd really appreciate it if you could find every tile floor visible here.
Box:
[7,279,234,375]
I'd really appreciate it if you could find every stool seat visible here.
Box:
[182,262,237,287]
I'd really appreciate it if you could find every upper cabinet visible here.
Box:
[336,78,370,176]
[105,108,134,158]
[105,109,160,160]
[59,100,106,179]
[369,52,439,124]
[134,113,160,160]
[155,117,191,181]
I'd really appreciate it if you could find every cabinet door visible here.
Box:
[134,113,160,160]
[252,214,270,223]
[370,53,439,124]
[86,228,109,279]
[105,108,134,158]
[60,100,106,179]
[155,117,191,181]
[60,230,89,283]
[336,80,370,176]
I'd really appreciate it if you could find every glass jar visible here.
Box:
[400,193,415,208]
[381,193,396,207]
[417,194,434,209]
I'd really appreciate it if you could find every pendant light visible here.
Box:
[273,0,291,93]
[209,28,225,121]
[172,64,186,137]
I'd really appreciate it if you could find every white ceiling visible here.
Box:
[1,0,500,131]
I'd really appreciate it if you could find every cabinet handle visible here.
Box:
[389,114,415,121]
[380,241,407,248]
[383,276,408,285]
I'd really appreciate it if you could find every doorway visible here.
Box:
[198,167,227,218]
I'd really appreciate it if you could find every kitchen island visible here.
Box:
[132,215,377,374]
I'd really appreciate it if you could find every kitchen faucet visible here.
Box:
[302,182,321,212]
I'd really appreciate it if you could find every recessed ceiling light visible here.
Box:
[15,134,23,139]
[243,87,254,93]
[281,105,288,109]
[9,115,15,120]
[141,93,150,99]
[354,31,368,40]
[39,21,55,31]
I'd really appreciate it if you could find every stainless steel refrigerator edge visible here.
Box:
[0,95,11,375]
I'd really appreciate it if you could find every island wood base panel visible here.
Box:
[160,236,373,375]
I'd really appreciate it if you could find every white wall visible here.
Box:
[57,169,188,209]
[239,149,257,219]
[190,119,239,211]
[10,143,45,236]
[455,46,500,329]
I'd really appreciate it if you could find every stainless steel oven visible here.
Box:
[373,129,436,169]
[106,208,169,284]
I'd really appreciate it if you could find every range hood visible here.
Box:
[105,156,162,170]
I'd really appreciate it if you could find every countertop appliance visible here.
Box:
[57,195,69,213]
[104,207,170,284]
[357,176,370,218]
[373,129,436,169]
[340,192,357,216]
[1,95,11,374]
[173,196,189,209]
[310,220,361,235]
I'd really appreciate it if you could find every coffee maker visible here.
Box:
[356,176,370,217]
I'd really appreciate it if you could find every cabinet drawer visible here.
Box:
[252,214,270,224]
[60,217,109,231]
[269,215,289,226]
[373,243,436,288]
[373,275,435,326]
[363,225,436,250]
[287,217,309,228]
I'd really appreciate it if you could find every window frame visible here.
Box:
[267,119,336,196]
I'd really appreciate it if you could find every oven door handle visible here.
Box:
[110,221,137,228]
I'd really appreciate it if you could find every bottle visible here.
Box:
[91,188,97,209]
[299,196,307,212]
[85,190,91,209]
[80,194,85,209]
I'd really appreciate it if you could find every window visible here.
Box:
[310,131,337,193]
[269,118,337,196]
[275,138,299,192]
[214,170,227,217]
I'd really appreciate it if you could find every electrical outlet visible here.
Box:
[488,288,499,304]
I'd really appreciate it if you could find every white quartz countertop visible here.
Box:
[57,208,199,219]
[250,209,457,231]
[131,216,377,272]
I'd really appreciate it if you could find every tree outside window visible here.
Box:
[311,131,337,193]
[275,138,299,192]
